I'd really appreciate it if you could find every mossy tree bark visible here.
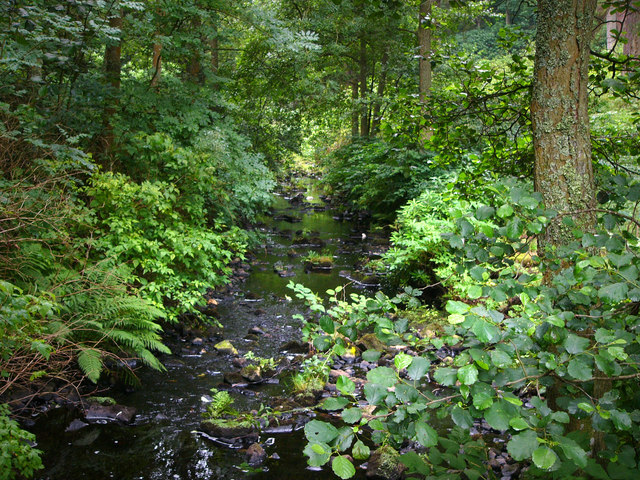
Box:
[532,0,597,247]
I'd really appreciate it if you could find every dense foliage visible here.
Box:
[1,0,640,478]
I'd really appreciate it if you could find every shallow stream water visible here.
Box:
[30,180,383,480]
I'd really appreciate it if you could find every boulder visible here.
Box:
[200,418,256,438]
[245,443,267,465]
[84,401,136,424]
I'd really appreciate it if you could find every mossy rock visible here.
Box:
[85,396,116,406]
[214,340,238,355]
[200,418,256,438]
[366,445,405,480]
[357,333,388,352]
[241,365,262,382]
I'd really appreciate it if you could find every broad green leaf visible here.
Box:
[341,407,362,424]
[598,282,629,303]
[472,319,500,343]
[457,364,479,385]
[564,334,591,354]
[407,357,430,380]
[467,285,483,299]
[567,358,593,381]
[446,300,470,315]
[332,456,356,479]
[509,417,529,431]
[476,205,495,220]
[490,349,512,368]
[415,422,438,447]
[366,367,397,388]
[497,204,514,218]
[448,313,466,324]
[319,396,349,411]
[394,352,413,371]
[400,451,430,475]
[337,376,356,396]
[557,437,587,468]
[364,383,387,405]
[319,315,335,334]
[352,440,370,460]
[484,400,510,431]
[362,350,381,362]
[610,409,632,430]
[532,446,558,470]
[451,406,474,429]
[505,218,524,240]
[305,420,340,443]
[433,367,457,386]
[507,430,538,460]
[395,384,419,403]
[304,442,331,467]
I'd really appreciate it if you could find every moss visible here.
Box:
[214,340,238,355]
[200,417,256,438]
[86,396,117,406]
[367,445,405,480]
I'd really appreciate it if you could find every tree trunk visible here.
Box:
[418,0,433,146]
[371,48,389,135]
[102,8,123,156]
[151,41,162,88]
[351,79,359,137]
[187,17,203,84]
[359,38,369,137]
[532,0,597,247]
[622,9,640,56]
[532,0,609,458]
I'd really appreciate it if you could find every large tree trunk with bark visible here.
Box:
[359,38,370,137]
[151,41,162,88]
[532,0,597,247]
[532,0,610,459]
[418,0,433,146]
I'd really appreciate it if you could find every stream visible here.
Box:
[30,179,386,480]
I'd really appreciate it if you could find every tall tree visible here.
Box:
[531,0,597,247]
[418,0,433,145]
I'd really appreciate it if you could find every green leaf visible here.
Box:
[319,315,335,334]
[507,430,538,460]
[490,349,512,368]
[366,367,397,388]
[400,451,430,475]
[567,358,593,381]
[564,334,590,354]
[352,440,370,460]
[305,420,340,443]
[610,409,632,430]
[364,383,387,405]
[451,406,474,429]
[304,442,331,467]
[342,407,362,424]
[557,437,587,468]
[598,282,629,303]
[395,384,419,403]
[467,285,483,299]
[394,352,413,371]
[446,300,470,315]
[337,376,356,396]
[448,313,466,325]
[532,446,558,470]
[362,350,381,362]
[332,456,356,479]
[78,348,103,383]
[476,205,495,220]
[509,417,529,431]
[407,357,430,381]
[457,364,479,385]
[497,204,514,218]
[433,367,457,386]
[506,218,523,240]
[484,400,510,431]
[319,397,349,411]
[415,422,438,447]
[472,319,500,343]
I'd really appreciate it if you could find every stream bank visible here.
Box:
[28,178,386,480]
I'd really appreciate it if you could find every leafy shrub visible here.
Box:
[321,139,441,221]
[86,171,246,318]
[291,174,640,478]
[0,404,43,480]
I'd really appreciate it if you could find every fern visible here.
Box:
[77,348,102,383]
